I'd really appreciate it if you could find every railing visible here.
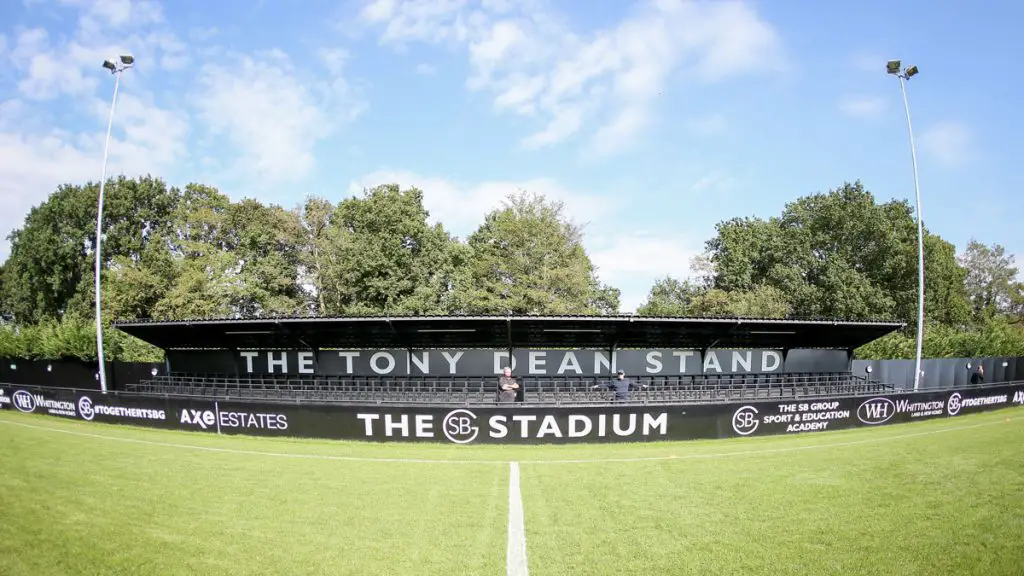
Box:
[124,372,898,406]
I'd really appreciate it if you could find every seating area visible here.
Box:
[125,372,898,406]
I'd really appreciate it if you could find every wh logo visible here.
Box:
[442,409,479,444]
[857,398,895,425]
[180,409,216,430]
[731,405,759,436]
[12,390,36,413]
[947,392,962,416]
[78,396,95,421]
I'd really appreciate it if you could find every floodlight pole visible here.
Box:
[892,65,925,391]
[95,57,133,394]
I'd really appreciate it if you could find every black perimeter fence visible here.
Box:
[124,372,897,406]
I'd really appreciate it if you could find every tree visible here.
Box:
[0,262,10,322]
[958,240,1021,323]
[150,184,238,320]
[2,176,179,324]
[636,276,789,317]
[328,184,466,315]
[298,196,337,315]
[703,181,970,323]
[223,199,306,316]
[855,316,1024,359]
[636,277,704,316]
[462,191,619,314]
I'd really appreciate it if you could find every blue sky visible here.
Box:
[1,0,1021,312]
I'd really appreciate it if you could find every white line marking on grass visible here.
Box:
[0,413,1020,465]
[507,462,529,576]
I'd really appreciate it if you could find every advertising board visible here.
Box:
[2,384,1022,445]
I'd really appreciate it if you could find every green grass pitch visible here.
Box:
[2,407,1023,575]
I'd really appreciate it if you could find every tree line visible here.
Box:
[0,177,1021,362]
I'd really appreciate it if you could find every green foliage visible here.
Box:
[702,181,971,323]
[959,240,1022,323]
[326,184,466,315]
[0,315,162,362]
[855,318,1024,359]
[637,277,790,317]
[2,176,179,324]
[461,192,619,314]
[0,174,1019,363]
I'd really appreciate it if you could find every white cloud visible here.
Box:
[358,0,784,155]
[58,0,165,33]
[318,47,349,75]
[589,106,650,157]
[589,233,702,312]
[414,62,436,75]
[361,0,398,24]
[193,50,365,186]
[919,121,975,168]
[348,169,616,239]
[9,28,99,100]
[347,169,704,312]
[838,95,886,118]
[0,96,189,258]
[0,0,191,260]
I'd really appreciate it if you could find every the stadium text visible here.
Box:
[355,411,669,443]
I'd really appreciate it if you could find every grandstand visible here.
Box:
[114,315,905,406]
[125,372,893,405]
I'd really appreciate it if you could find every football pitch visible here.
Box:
[2,407,1023,576]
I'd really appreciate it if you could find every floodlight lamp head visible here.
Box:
[886,60,901,74]
[905,65,919,78]
[966,362,972,369]
[120,54,134,65]
[102,60,117,71]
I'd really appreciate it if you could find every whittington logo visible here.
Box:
[12,390,75,417]
[857,396,945,424]
[12,390,36,413]
[857,398,896,424]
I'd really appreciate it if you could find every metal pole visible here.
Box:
[898,75,925,391]
[95,70,122,395]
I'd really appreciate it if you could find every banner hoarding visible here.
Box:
[2,385,1022,445]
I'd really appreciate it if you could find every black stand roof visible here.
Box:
[113,315,904,351]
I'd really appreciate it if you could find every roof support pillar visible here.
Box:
[506,316,514,371]
[609,341,618,376]
[229,346,240,378]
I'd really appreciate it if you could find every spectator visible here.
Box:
[497,366,519,403]
[592,370,646,402]
[970,364,985,385]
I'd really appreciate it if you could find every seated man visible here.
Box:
[970,364,985,385]
[496,366,519,403]
[592,370,646,402]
